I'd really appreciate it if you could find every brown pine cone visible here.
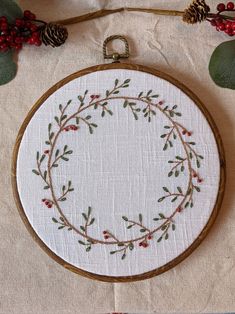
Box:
[183,0,210,24]
[41,23,68,47]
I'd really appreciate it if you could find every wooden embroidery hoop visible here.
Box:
[12,36,226,282]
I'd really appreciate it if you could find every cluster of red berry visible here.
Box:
[177,206,183,213]
[42,199,53,208]
[44,149,50,154]
[90,95,100,100]
[192,171,203,183]
[210,2,235,36]
[139,235,152,248]
[182,129,192,136]
[63,125,79,132]
[103,231,110,240]
[0,10,41,52]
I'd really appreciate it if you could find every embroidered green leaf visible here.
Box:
[82,213,88,220]
[117,243,125,247]
[163,187,169,193]
[32,169,40,175]
[122,216,128,221]
[80,226,85,232]
[194,186,201,192]
[177,186,182,193]
[127,224,134,229]
[88,206,92,216]
[172,224,176,231]
[52,217,58,223]
[163,144,168,151]
[58,225,65,230]
[121,253,126,260]
[89,218,95,225]
[153,218,159,221]
[159,213,165,219]
[78,240,86,245]
[196,159,201,168]
[54,116,59,124]
[139,214,143,223]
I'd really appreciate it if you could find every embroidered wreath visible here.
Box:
[32,78,204,260]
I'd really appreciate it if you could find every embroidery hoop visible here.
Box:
[12,36,226,282]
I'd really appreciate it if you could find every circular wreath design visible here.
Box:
[32,76,205,260]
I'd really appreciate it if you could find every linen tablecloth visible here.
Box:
[0,0,234,313]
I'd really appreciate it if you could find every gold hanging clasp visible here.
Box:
[103,35,130,63]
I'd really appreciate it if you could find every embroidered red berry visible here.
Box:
[193,172,197,178]
[139,242,143,246]
[177,206,182,213]
[104,235,109,240]
[103,231,107,235]
[198,178,203,183]
[227,2,235,9]
[158,101,164,106]
[182,130,187,135]
[42,199,46,202]
[142,242,148,248]
[148,235,152,240]
[187,131,192,136]
[44,150,50,154]
[45,201,49,206]
[48,204,52,208]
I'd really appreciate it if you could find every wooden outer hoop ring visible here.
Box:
[11,63,226,283]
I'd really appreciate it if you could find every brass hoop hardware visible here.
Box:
[103,35,129,62]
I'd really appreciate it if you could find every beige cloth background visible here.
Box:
[0,0,234,313]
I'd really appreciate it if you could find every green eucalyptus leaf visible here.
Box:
[209,40,235,90]
[0,51,17,85]
[0,0,23,23]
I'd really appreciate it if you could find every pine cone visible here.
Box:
[41,23,68,47]
[183,0,210,24]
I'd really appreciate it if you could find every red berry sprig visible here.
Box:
[42,199,53,208]
[0,10,43,52]
[63,125,79,132]
[192,170,203,183]
[209,2,235,36]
